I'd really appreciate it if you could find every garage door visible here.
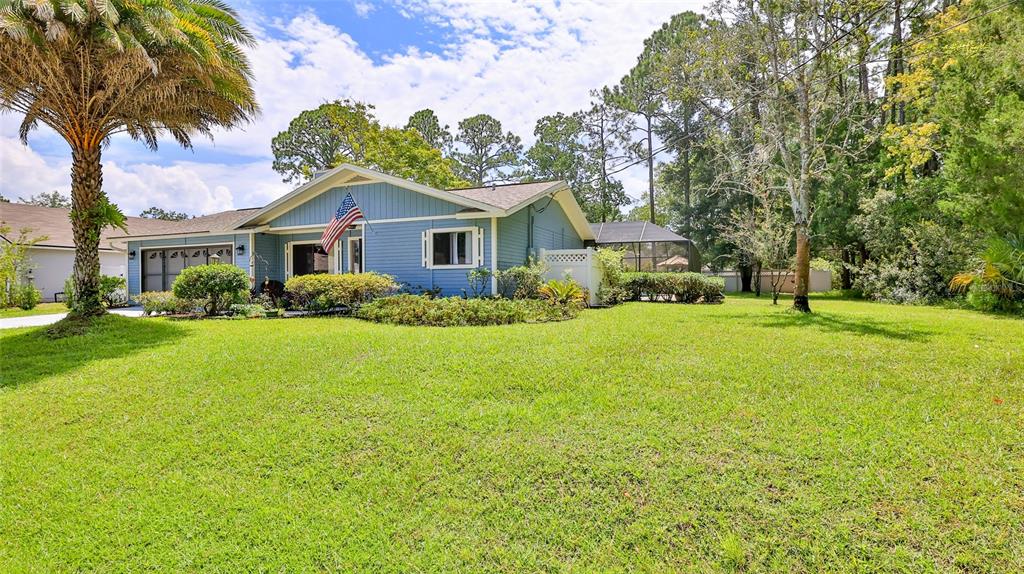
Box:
[142,245,233,292]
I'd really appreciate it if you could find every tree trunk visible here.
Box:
[646,116,655,224]
[753,261,762,297]
[739,262,753,292]
[792,224,811,312]
[69,145,106,317]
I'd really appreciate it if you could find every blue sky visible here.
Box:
[1,0,705,215]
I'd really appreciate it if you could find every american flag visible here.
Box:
[321,193,364,252]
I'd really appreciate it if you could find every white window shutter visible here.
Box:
[476,227,484,267]
[421,231,429,268]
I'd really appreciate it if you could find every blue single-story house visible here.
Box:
[117,164,596,297]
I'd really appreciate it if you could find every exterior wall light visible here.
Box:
[236,244,245,256]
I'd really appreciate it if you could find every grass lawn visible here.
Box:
[0,302,67,318]
[1,297,1021,572]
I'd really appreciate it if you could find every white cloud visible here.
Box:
[0,137,289,216]
[1,0,707,211]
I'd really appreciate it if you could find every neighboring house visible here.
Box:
[116,164,594,297]
[0,202,178,301]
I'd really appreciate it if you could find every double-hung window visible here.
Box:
[423,227,483,268]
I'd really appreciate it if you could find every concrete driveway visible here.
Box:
[0,307,145,330]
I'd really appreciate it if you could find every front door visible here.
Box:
[349,238,363,273]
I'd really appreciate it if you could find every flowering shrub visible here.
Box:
[285,272,396,311]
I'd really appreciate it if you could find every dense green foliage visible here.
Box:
[356,294,579,326]
[64,274,127,310]
[11,283,41,310]
[620,272,725,303]
[135,291,197,316]
[1,299,1021,570]
[494,260,547,300]
[284,272,396,311]
[171,265,249,316]
[0,224,44,309]
[271,100,467,189]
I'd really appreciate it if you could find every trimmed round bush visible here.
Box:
[356,294,580,326]
[284,272,396,311]
[172,264,249,315]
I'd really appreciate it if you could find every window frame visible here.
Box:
[424,226,480,269]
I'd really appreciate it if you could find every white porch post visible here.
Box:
[490,217,498,296]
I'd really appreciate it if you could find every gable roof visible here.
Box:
[0,202,181,250]
[590,221,691,244]
[445,181,562,210]
[107,208,262,240]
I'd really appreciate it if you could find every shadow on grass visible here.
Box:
[715,309,935,342]
[0,315,186,389]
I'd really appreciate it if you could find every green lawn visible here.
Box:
[0,302,67,318]
[1,297,1021,572]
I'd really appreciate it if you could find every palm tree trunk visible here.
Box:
[69,145,105,317]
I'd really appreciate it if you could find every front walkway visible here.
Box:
[0,307,145,330]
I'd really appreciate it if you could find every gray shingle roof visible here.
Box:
[0,202,183,250]
[445,181,560,210]
[589,221,690,243]
[107,207,263,239]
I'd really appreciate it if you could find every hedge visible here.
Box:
[284,272,396,311]
[356,294,580,326]
[620,272,725,303]
[136,291,198,316]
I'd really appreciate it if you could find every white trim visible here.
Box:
[264,214,462,234]
[248,231,255,284]
[237,164,496,227]
[490,217,498,295]
[424,226,480,270]
[284,239,337,278]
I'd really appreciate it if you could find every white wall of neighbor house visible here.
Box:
[25,247,126,302]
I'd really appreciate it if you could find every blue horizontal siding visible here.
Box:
[269,182,462,228]
[496,197,583,270]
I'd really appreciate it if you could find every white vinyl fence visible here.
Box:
[537,248,603,307]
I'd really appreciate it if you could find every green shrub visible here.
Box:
[495,259,547,299]
[285,272,396,311]
[595,248,628,305]
[99,275,129,308]
[620,272,725,304]
[13,284,41,310]
[465,267,493,298]
[63,274,128,309]
[172,264,249,315]
[136,291,197,316]
[356,294,580,326]
[228,303,267,318]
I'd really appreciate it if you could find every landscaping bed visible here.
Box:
[355,294,580,326]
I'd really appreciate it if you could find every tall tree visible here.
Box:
[405,109,453,154]
[272,100,378,183]
[580,90,634,222]
[452,114,522,186]
[522,112,594,208]
[0,0,258,318]
[613,11,708,225]
[19,191,71,209]
[272,101,466,189]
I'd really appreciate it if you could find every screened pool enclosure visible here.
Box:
[588,222,701,273]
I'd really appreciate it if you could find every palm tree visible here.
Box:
[0,0,259,317]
